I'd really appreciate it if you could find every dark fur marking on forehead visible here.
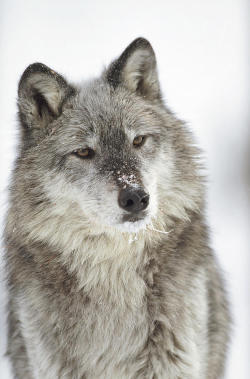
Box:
[99,126,126,147]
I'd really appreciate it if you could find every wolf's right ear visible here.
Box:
[106,38,161,102]
[18,63,75,140]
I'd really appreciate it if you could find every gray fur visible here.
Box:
[4,38,230,378]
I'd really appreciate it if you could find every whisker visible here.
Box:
[147,227,173,235]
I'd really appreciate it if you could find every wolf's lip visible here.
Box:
[122,214,145,223]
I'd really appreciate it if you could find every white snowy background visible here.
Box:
[0,0,249,378]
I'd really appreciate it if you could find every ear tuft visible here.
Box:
[18,63,75,131]
[106,38,161,101]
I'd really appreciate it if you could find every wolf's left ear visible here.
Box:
[18,63,75,132]
[106,38,161,101]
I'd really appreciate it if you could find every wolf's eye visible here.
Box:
[73,148,95,159]
[133,135,147,148]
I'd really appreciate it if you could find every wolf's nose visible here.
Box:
[118,187,149,213]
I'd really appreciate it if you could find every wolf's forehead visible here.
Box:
[69,106,135,144]
[77,82,146,124]
[72,82,162,140]
[70,109,131,143]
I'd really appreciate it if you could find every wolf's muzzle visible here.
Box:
[118,187,149,214]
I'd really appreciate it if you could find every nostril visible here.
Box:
[126,199,134,207]
[141,195,149,206]
[118,188,150,213]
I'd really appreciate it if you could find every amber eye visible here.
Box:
[133,135,146,147]
[73,148,95,159]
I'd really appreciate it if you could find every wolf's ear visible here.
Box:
[18,63,75,133]
[106,38,161,101]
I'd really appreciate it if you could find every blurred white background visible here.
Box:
[0,0,249,378]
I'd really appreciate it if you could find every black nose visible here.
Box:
[118,187,149,213]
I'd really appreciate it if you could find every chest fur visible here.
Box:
[17,256,149,378]
[13,232,208,378]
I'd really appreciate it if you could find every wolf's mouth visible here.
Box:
[122,213,146,223]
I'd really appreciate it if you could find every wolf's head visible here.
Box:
[15,38,203,245]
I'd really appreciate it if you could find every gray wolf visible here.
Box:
[4,38,230,378]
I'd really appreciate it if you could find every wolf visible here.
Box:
[4,38,230,378]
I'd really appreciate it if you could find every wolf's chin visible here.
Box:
[114,216,151,234]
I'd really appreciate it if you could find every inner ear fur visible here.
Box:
[106,37,161,101]
[18,63,75,131]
